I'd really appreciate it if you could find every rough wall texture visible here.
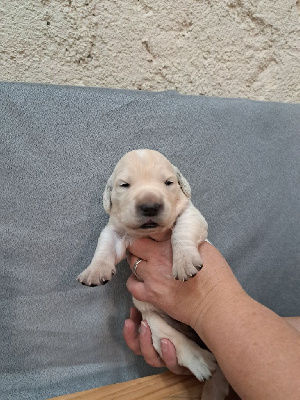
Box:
[1,0,300,102]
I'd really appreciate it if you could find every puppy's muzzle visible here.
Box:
[138,202,163,217]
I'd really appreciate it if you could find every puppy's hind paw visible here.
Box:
[178,346,217,382]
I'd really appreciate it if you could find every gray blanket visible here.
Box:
[1,82,299,399]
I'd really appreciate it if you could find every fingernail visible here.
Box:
[139,320,147,335]
[124,320,130,332]
[161,339,168,353]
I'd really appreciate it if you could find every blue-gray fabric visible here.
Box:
[0,82,299,400]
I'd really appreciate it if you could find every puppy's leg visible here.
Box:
[77,225,128,286]
[140,308,216,381]
[172,202,208,281]
[201,365,229,400]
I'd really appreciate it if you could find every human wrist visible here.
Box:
[192,280,247,343]
[173,263,244,332]
[184,243,246,336]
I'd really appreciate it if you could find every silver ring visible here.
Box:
[133,258,143,282]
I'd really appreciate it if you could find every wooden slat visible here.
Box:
[49,371,203,400]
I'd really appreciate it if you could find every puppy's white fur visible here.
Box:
[78,149,228,399]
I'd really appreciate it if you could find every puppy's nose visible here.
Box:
[139,203,162,217]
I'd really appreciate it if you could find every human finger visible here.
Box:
[130,256,146,282]
[128,237,172,261]
[139,320,166,368]
[126,273,147,302]
[123,308,143,355]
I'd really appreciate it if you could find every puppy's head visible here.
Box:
[103,149,191,236]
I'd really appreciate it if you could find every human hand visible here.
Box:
[126,239,243,332]
[123,307,191,375]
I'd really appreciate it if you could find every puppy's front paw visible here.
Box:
[172,248,203,281]
[77,262,116,286]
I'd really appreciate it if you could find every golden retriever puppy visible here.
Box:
[77,149,228,399]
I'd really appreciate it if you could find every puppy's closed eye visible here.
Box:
[119,182,130,188]
[165,179,174,186]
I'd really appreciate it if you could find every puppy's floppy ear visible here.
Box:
[172,165,191,198]
[103,174,113,213]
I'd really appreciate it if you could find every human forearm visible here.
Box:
[193,292,300,400]
[284,316,300,332]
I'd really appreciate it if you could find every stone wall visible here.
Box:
[1,0,299,102]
